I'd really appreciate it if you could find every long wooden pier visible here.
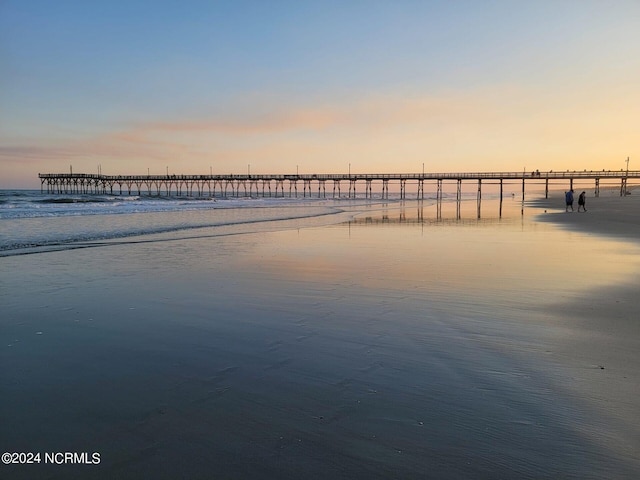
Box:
[39,170,638,219]
[39,170,638,201]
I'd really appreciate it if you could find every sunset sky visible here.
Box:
[1,1,639,188]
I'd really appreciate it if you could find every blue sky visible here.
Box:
[1,1,639,187]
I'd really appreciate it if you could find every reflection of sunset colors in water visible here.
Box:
[2,193,639,479]
[245,197,640,310]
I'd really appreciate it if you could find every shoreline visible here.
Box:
[529,188,640,472]
[2,187,640,479]
[529,189,640,244]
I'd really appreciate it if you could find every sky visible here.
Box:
[1,0,639,188]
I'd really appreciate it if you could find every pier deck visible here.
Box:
[39,170,639,200]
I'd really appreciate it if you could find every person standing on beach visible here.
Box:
[578,191,587,212]
[565,190,574,212]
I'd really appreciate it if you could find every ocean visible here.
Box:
[1,187,505,257]
[0,190,408,256]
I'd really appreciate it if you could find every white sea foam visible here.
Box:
[0,190,389,254]
[0,189,470,255]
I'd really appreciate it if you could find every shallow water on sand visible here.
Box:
[2,197,639,479]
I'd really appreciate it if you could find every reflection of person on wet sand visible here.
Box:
[578,191,587,212]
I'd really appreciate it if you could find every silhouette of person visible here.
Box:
[565,190,574,212]
[578,191,587,212]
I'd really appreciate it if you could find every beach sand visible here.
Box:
[533,188,640,240]
[1,195,639,479]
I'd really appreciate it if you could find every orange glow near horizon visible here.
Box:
[3,82,638,189]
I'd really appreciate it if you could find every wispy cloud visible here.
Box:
[3,82,639,185]
[0,145,84,162]
[139,107,341,135]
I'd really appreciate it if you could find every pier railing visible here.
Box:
[38,170,636,181]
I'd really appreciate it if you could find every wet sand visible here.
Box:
[532,188,640,241]
[529,190,640,476]
[1,197,640,479]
